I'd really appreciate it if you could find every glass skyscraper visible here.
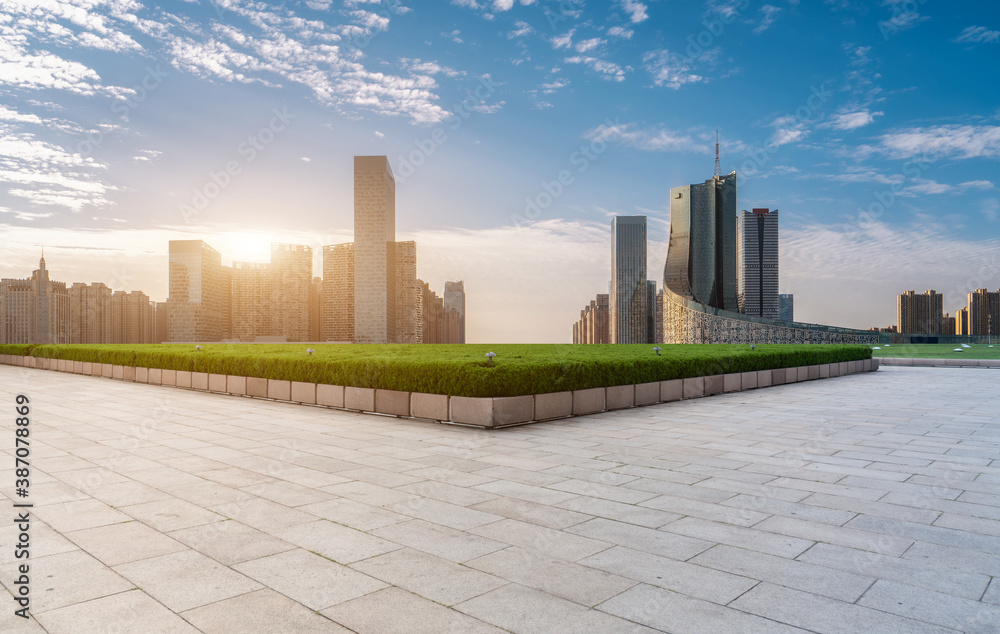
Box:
[610,215,648,344]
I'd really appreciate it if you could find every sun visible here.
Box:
[213,231,273,265]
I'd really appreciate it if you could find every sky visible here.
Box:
[1,0,999,343]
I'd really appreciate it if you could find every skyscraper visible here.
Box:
[646,280,658,344]
[69,282,112,343]
[231,261,272,341]
[395,241,421,344]
[354,155,396,344]
[444,280,466,344]
[737,208,779,318]
[956,306,969,335]
[0,255,70,344]
[778,293,794,322]
[167,240,230,342]
[270,243,313,342]
[309,276,322,342]
[110,290,154,343]
[322,243,355,342]
[897,290,943,334]
[664,172,738,311]
[610,215,648,343]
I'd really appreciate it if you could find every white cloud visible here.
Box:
[607,26,633,39]
[642,49,708,89]
[879,125,1000,160]
[620,0,648,23]
[753,5,781,34]
[551,29,574,49]
[584,121,705,153]
[508,21,533,38]
[955,26,1000,44]
[374,131,385,138]
[825,109,884,131]
[574,37,605,53]
[563,56,628,82]
[906,179,993,195]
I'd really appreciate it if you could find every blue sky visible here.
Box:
[1,0,998,342]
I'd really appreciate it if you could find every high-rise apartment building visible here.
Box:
[270,243,313,342]
[153,302,168,343]
[778,293,794,322]
[955,306,969,335]
[395,241,421,344]
[231,262,272,341]
[574,294,610,344]
[968,288,1000,336]
[309,276,322,342]
[655,288,664,344]
[737,208,779,318]
[443,281,466,344]
[69,282,112,343]
[897,290,943,334]
[0,255,70,344]
[664,172,738,312]
[610,216,648,344]
[322,243,355,342]
[941,313,955,336]
[354,156,397,343]
[646,280,658,344]
[110,290,154,343]
[168,240,230,342]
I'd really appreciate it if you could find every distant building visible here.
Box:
[354,156,397,344]
[168,240,230,342]
[610,215,648,344]
[737,208,779,318]
[395,242,421,344]
[0,255,70,344]
[153,302,168,343]
[270,243,313,342]
[956,306,969,335]
[110,290,154,343]
[778,293,794,322]
[897,290,943,334]
[231,262,272,342]
[69,282,112,343]
[941,313,955,336]
[443,281,466,344]
[309,276,322,342]
[646,280,658,344]
[322,243,355,342]
[968,288,1000,336]
[574,294,610,344]
[655,288,664,344]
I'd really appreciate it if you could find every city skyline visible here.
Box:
[2,2,999,342]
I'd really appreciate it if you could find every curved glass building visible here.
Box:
[662,171,883,344]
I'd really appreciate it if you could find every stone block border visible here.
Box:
[877,357,1000,368]
[0,354,879,429]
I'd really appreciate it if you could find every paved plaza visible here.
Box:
[1,364,999,633]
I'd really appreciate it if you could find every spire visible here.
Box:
[40,247,45,268]
[713,129,721,179]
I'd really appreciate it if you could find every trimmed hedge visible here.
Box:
[0,343,871,398]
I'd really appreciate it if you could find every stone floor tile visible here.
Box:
[456,583,656,634]
[234,549,386,610]
[120,497,224,532]
[466,546,637,606]
[183,588,350,633]
[208,497,318,532]
[65,521,187,566]
[556,495,682,528]
[322,587,505,633]
[296,497,411,531]
[112,549,261,612]
[36,589,199,634]
[858,579,1000,632]
[567,517,715,560]
[470,518,613,561]
[273,520,402,564]
[31,550,135,613]
[597,583,805,633]
[470,496,593,529]
[661,517,814,558]
[373,519,508,562]
[32,498,132,532]
[351,547,506,606]
[386,497,503,530]
[167,520,296,565]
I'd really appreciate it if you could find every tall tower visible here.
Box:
[737,208,779,317]
[713,129,721,179]
[353,156,397,343]
[167,240,228,342]
[610,215,648,343]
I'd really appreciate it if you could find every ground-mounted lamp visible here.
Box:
[653,347,661,356]
[195,345,202,351]
[307,348,315,356]
[750,344,756,351]
[485,352,497,366]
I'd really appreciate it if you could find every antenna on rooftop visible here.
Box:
[713,129,721,179]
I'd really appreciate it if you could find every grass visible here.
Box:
[871,343,1000,360]
[0,343,871,398]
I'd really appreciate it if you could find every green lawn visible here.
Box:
[871,343,1000,360]
[1,343,871,398]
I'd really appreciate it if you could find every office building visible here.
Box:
[395,241,421,344]
[664,171,738,312]
[110,290,154,343]
[655,288,664,344]
[309,277,322,342]
[778,293,794,322]
[610,215,649,343]
[322,243,355,342]
[646,280,658,344]
[153,302,168,343]
[0,255,71,344]
[737,208,779,318]
[168,240,231,342]
[231,262,272,342]
[443,280,466,344]
[270,243,313,342]
[574,294,610,344]
[968,288,1000,336]
[897,290,943,334]
[354,155,397,343]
